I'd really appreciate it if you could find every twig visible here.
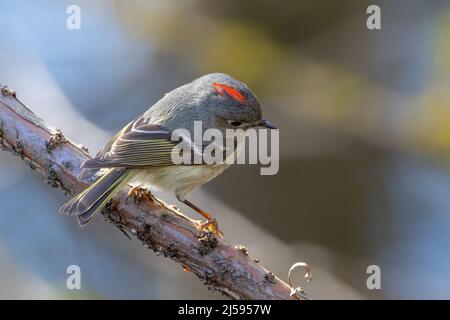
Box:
[0,85,298,300]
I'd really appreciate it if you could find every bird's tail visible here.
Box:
[60,168,136,226]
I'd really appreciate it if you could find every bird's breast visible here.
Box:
[130,164,230,199]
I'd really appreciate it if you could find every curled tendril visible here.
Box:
[288,262,312,300]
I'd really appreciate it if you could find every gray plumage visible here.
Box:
[60,73,273,227]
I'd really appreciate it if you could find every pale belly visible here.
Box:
[129,164,230,199]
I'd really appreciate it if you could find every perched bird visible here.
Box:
[60,73,277,235]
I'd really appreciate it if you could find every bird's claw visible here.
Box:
[198,218,223,238]
[126,186,153,204]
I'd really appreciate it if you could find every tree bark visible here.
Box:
[0,85,301,300]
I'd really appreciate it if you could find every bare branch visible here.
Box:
[0,85,298,300]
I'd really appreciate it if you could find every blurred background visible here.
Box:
[1,0,450,299]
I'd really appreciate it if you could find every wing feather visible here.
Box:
[82,116,183,168]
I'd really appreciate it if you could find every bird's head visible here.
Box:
[189,73,277,131]
[146,73,277,133]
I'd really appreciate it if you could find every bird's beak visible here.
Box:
[258,118,278,129]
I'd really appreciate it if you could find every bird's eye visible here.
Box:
[230,121,242,127]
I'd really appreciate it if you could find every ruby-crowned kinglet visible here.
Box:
[60,73,276,235]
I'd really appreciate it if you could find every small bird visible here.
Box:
[60,73,277,235]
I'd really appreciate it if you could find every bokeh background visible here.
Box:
[1,0,450,299]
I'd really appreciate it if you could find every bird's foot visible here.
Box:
[126,185,154,204]
[198,218,223,238]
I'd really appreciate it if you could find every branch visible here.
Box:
[0,85,299,300]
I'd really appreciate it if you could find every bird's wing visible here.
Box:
[83,116,182,168]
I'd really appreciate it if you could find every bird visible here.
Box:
[60,73,277,236]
